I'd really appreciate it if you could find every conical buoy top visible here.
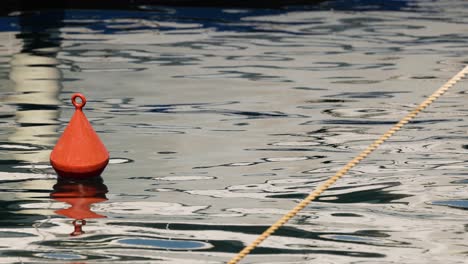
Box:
[50,93,109,178]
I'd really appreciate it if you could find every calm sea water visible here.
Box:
[0,0,468,263]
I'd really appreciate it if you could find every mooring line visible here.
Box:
[227,66,468,264]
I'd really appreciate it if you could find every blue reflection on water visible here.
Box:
[118,238,210,250]
[0,0,415,33]
[36,252,86,260]
[432,200,468,210]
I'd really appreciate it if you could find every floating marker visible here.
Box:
[50,93,109,178]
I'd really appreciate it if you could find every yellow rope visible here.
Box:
[227,66,468,264]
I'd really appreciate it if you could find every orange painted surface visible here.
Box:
[51,177,108,236]
[50,93,109,178]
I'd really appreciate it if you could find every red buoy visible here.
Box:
[50,93,109,178]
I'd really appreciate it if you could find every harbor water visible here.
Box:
[0,0,467,263]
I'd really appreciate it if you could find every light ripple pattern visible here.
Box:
[0,0,467,263]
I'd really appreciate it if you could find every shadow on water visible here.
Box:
[2,0,413,12]
[108,221,388,256]
[0,199,49,227]
[268,181,412,204]
[17,10,64,53]
[1,0,417,39]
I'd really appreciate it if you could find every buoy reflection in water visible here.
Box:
[50,176,108,236]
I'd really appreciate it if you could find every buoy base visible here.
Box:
[53,168,106,178]
[51,159,109,178]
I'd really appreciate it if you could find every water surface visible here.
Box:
[0,0,468,263]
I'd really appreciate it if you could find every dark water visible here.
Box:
[0,0,468,263]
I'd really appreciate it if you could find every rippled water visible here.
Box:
[0,1,468,263]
